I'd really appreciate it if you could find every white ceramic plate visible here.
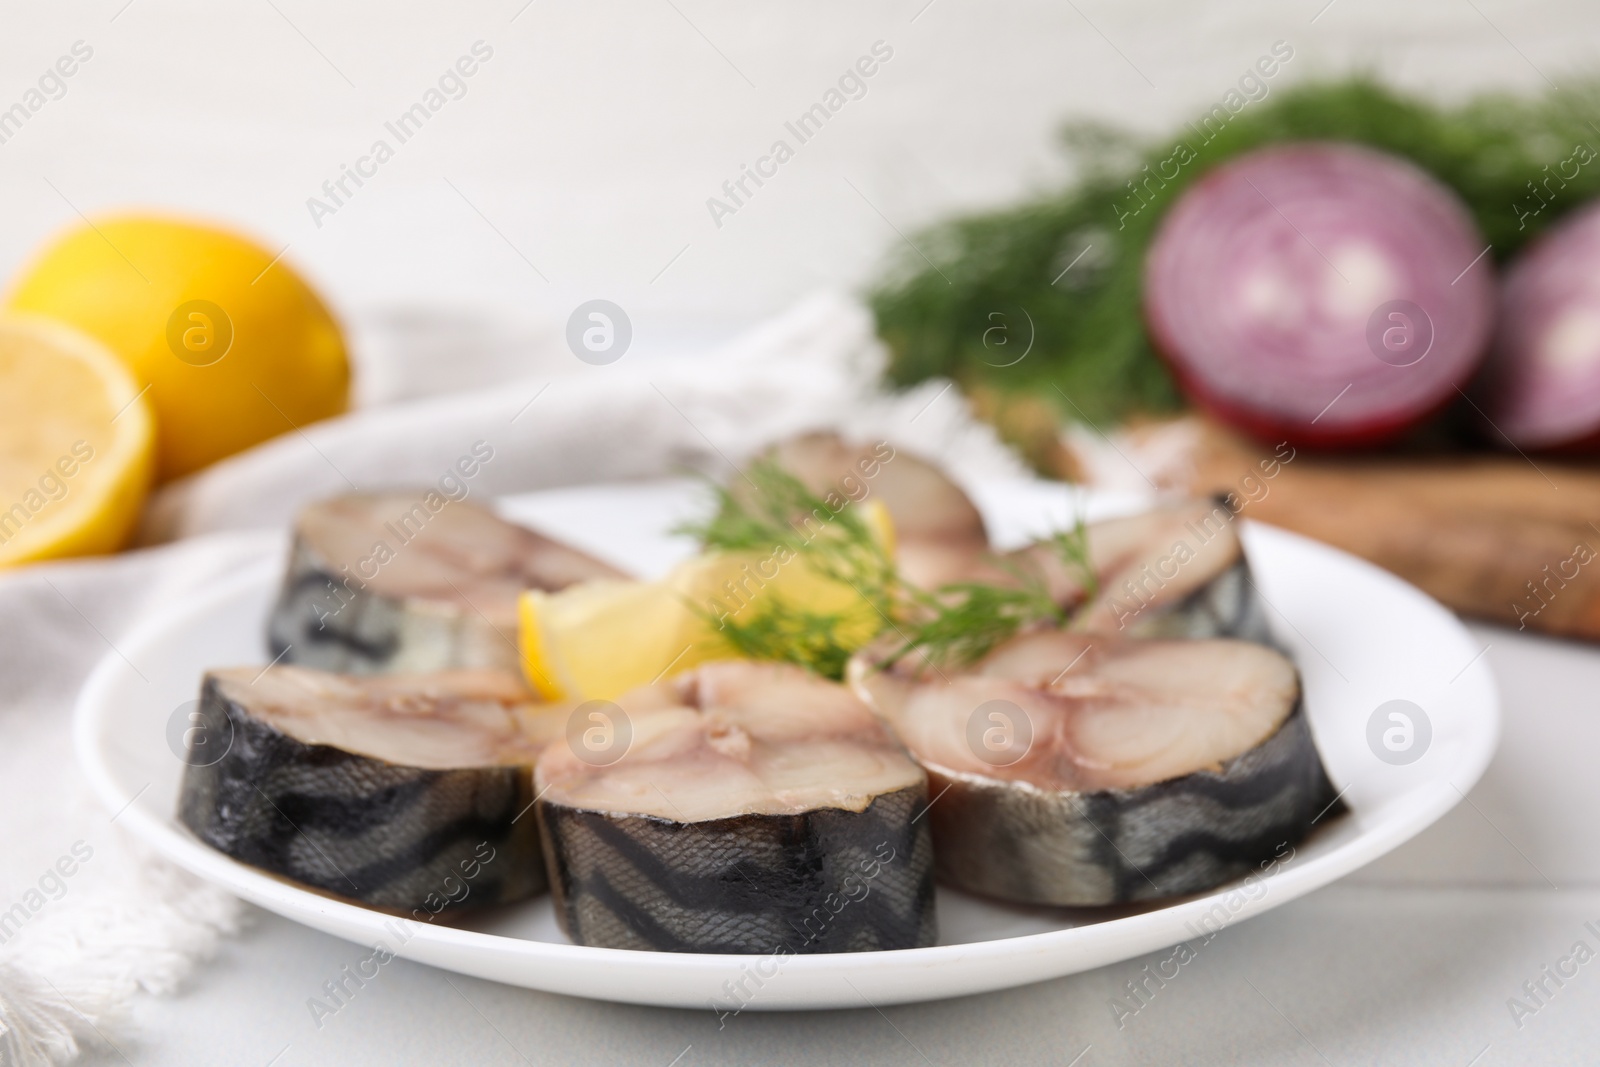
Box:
[74,480,1499,1010]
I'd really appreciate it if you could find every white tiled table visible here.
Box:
[81,622,1600,1066]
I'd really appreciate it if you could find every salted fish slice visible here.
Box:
[1006,498,1273,643]
[535,660,937,953]
[269,491,626,674]
[179,666,559,914]
[850,631,1335,906]
[735,431,990,590]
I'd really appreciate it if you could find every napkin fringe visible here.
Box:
[0,856,242,1066]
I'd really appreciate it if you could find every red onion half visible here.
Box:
[1479,202,1600,450]
[1143,143,1494,446]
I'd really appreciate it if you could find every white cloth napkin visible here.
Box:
[0,292,1025,1065]
[140,293,1023,541]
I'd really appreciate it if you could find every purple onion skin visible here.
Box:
[1144,142,1495,448]
[1480,201,1600,451]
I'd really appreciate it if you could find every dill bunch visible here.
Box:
[683,465,1100,674]
[1046,519,1097,601]
[869,76,1600,430]
[891,511,1097,669]
[710,600,862,681]
[890,578,1062,671]
[680,458,898,612]
[677,460,898,678]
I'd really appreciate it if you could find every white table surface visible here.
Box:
[75,618,1600,1066]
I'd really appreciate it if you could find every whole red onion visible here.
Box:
[1479,201,1600,450]
[1143,142,1495,446]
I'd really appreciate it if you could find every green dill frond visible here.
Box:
[677,458,898,677]
[682,461,1097,673]
[888,579,1065,670]
[869,76,1600,436]
[681,457,898,617]
[696,597,860,681]
[679,459,874,554]
[677,460,839,551]
[676,479,779,554]
[1048,506,1098,602]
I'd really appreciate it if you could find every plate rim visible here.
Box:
[73,516,1500,1009]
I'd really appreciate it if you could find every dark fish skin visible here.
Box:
[1095,495,1277,647]
[266,493,625,675]
[925,704,1336,906]
[178,676,544,913]
[1006,497,1278,648]
[1125,558,1276,646]
[267,537,513,676]
[538,785,937,954]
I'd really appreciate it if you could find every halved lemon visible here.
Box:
[520,500,895,700]
[0,316,155,566]
[8,215,349,481]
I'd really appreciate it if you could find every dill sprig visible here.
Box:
[1049,506,1099,603]
[890,505,1101,668]
[892,577,1064,670]
[678,460,898,679]
[680,462,883,576]
[701,599,859,681]
[684,464,1098,675]
[680,462,816,552]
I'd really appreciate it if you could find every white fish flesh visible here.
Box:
[1005,498,1273,643]
[178,666,559,914]
[850,630,1334,905]
[268,492,625,674]
[536,660,937,953]
[736,432,989,590]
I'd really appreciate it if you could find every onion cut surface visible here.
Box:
[1480,201,1600,449]
[1144,142,1494,446]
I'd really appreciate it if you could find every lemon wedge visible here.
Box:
[0,316,155,566]
[520,499,895,700]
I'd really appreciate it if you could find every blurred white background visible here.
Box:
[2,0,1595,350]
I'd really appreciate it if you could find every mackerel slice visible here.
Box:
[736,432,989,590]
[536,661,937,953]
[850,631,1335,906]
[269,492,626,674]
[179,666,558,914]
[1006,498,1273,643]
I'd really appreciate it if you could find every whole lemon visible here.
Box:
[7,216,349,481]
